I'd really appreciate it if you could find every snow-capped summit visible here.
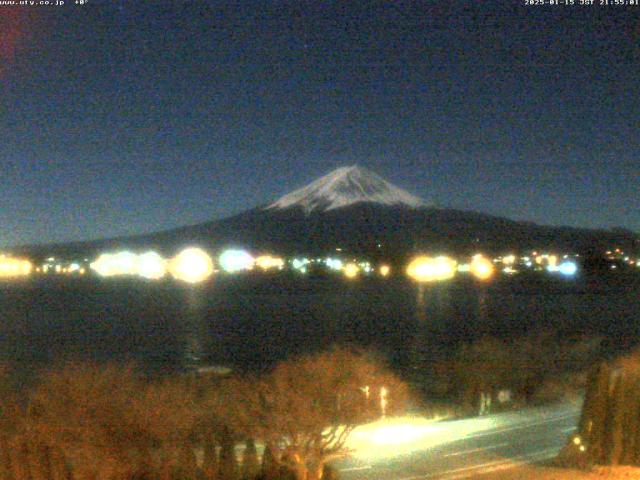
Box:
[266,165,431,214]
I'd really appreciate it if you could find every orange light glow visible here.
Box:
[344,263,360,279]
[406,256,456,283]
[470,255,495,281]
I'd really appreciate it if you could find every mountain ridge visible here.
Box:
[266,165,431,214]
[8,166,638,259]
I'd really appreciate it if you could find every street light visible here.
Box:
[380,387,388,417]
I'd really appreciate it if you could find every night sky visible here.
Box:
[1,1,638,247]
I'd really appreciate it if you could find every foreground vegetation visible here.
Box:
[0,347,409,480]
[424,330,603,414]
[0,330,609,479]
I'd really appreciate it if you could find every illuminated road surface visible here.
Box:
[335,402,580,479]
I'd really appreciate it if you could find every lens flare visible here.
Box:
[169,247,214,283]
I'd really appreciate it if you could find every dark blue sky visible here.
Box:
[1,1,638,246]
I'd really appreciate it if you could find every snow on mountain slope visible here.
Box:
[266,165,431,214]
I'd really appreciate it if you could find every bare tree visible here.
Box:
[214,346,410,480]
[25,362,201,480]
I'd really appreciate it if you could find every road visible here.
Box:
[334,402,581,479]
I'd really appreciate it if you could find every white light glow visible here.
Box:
[0,256,32,278]
[169,248,214,283]
[219,249,254,273]
[91,251,138,277]
[557,261,578,276]
[137,251,167,279]
[326,258,344,271]
[346,415,493,460]
[91,250,167,279]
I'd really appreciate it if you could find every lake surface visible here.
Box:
[1,271,639,378]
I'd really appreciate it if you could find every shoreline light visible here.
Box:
[470,255,495,281]
[255,255,284,271]
[137,251,167,280]
[0,255,32,278]
[557,261,578,276]
[169,247,214,283]
[219,249,254,273]
[343,262,360,279]
[91,251,137,277]
[91,250,167,279]
[406,256,457,283]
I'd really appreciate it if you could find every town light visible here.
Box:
[406,256,457,283]
[326,258,343,271]
[255,255,284,271]
[0,255,32,278]
[502,255,516,265]
[343,262,360,279]
[91,251,137,277]
[169,247,214,283]
[557,261,578,276]
[379,264,391,277]
[219,249,254,273]
[137,251,167,279]
[470,255,495,281]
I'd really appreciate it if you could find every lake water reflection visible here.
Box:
[0,273,638,377]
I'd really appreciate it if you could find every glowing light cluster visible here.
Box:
[470,254,495,281]
[343,262,360,279]
[325,258,344,271]
[0,255,32,278]
[557,261,578,276]
[502,255,516,265]
[137,251,167,280]
[359,261,373,274]
[169,247,214,283]
[292,258,310,273]
[254,255,284,271]
[379,264,391,277]
[219,249,254,273]
[406,256,457,283]
[91,248,214,283]
[91,251,140,277]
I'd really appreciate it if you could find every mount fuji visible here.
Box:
[16,166,637,260]
[266,165,431,214]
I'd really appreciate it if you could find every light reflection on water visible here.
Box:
[0,274,638,375]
